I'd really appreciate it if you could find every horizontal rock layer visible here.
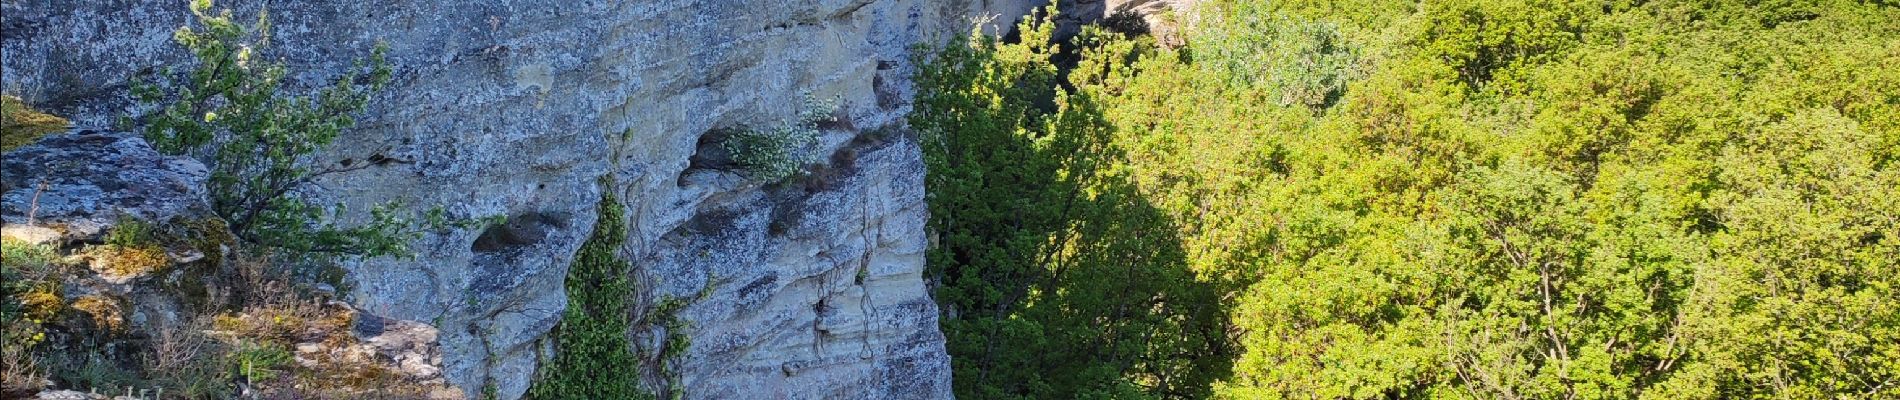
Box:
[3,0,1042,398]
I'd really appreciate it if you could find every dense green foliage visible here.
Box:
[914,12,1233,399]
[917,0,1900,398]
[132,0,424,259]
[525,188,649,400]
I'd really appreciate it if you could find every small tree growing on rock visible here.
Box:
[131,0,424,259]
[723,95,839,183]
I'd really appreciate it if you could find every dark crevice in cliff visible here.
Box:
[471,211,571,253]
[761,0,879,32]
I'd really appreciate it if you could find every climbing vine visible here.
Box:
[524,185,648,400]
[639,280,716,400]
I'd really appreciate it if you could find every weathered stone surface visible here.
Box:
[1107,0,1200,47]
[639,133,940,398]
[353,313,450,382]
[0,131,210,241]
[0,224,62,245]
[1050,0,1200,46]
[31,390,112,400]
[2,1,1042,398]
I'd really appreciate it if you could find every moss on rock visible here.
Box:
[0,96,69,152]
[69,294,123,332]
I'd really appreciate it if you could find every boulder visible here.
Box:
[0,131,210,242]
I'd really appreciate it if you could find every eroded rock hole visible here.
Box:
[688,128,742,171]
[471,211,570,253]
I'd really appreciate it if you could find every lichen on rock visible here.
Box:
[0,0,1056,398]
[0,131,211,242]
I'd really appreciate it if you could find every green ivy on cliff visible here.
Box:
[524,187,649,400]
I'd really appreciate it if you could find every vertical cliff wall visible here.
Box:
[1,1,1036,398]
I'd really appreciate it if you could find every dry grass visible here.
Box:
[278,346,443,400]
[8,236,452,398]
[208,255,448,399]
[0,321,48,397]
[147,319,215,375]
[145,318,231,399]
[211,298,347,345]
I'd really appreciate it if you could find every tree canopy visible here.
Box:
[914,0,1900,398]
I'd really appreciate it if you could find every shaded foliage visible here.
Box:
[917,0,1900,398]
[914,9,1233,400]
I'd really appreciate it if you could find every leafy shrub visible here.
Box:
[51,353,143,395]
[918,0,1900,398]
[130,0,425,259]
[0,238,60,282]
[0,238,63,394]
[723,95,839,182]
[102,216,158,248]
[913,9,1234,399]
[1193,6,1358,110]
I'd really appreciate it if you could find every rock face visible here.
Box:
[645,132,938,398]
[0,131,211,241]
[1051,0,1200,46]
[1103,0,1201,46]
[2,1,1038,399]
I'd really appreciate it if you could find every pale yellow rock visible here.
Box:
[1,224,62,245]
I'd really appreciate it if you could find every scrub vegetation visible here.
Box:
[916,0,1900,398]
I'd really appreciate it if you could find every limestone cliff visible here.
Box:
[2,1,1040,398]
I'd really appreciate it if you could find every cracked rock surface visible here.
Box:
[0,131,211,241]
[3,1,1039,398]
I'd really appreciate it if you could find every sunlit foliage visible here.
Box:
[916,0,1900,398]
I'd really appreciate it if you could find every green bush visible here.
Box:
[228,340,292,384]
[101,217,158,249]
[131,0,425,259]
[916,0,1900,398]
[0,239,61,394]
[724,95,838,182]
[1193,7,1358,110]
[913,9,1233,399]
[52,353,144,395]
